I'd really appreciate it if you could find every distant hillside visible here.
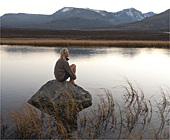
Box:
[39,17,113,30]
[1,13,49,28]
[0,7,155,30]
[113,9,170,31]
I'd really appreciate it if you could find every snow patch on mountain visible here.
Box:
[125,9,134,17]
[62,7,73,12]
[123,8,145,20]
[86,8,106,16]
[97,11,106,16]
[143,12,155,18]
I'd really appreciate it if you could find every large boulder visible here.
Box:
[28,80,92,115]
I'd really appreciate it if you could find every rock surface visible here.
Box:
[28,80,92,114]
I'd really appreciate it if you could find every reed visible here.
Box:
[0,81,169,139]
[1,38,170,48]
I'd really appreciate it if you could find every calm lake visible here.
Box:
[1,45,170,118]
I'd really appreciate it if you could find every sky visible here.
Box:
[0,0,169,16]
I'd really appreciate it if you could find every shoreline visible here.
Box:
[1,38,170,48]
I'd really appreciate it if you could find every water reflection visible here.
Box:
[106,48,141,58]
[1,45,170,139]
[119,48,140,57]
[2,46,53,53]
[2,45,170,58]
[54,47,107,56]
[1,45,142,58]
[1,45,170,114]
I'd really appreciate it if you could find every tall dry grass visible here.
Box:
[1,38,170,48]
[0,80,170,139]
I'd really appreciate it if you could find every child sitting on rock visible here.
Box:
[54,48,76,84]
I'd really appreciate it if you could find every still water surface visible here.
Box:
[1,45,170,117]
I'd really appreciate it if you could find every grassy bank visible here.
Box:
[1,38,170,48]
[1,80,170,139]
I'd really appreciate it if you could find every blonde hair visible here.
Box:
[60,48,69,60]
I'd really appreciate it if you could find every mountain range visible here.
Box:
[113,9,170,31]
[0,7,169,31]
